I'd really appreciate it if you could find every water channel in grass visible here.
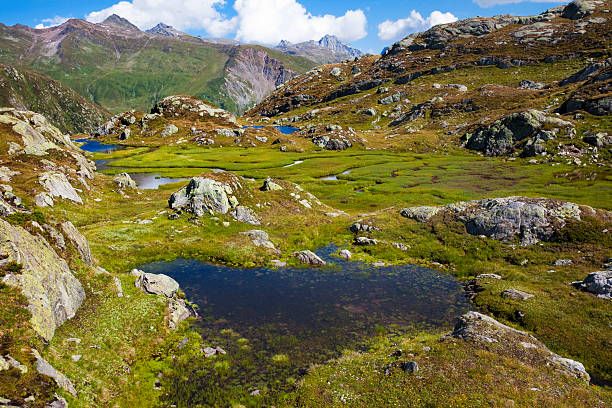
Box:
[139,245,471,403]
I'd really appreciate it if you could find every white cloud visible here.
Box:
[86,0,236,37]
[84,0,366,43]
[34,16,70,29]
[378,10,457,41]
[232,0,367,44]
[474,0,563,7]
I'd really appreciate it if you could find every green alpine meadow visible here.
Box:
[0,0,610,407]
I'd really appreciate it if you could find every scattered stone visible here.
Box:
[0,356,9,371]
[518,80,545,90]
[349,222,378,233]
[169,177,236,216]
[553,259,573,266]
[232,206,260,225]
[476,273,502,280]
[392,242,410,251]
[502,288,535,300]
[161,124,179,137]
[401,361,419,373]
[363,108,377,116]
[5,355,27,374]
[270,260,287,267]
[169,297,191,329]
[339,249,352,260]
[355,236,378,246]
[399,206,441,222]
[46,396,68,408]
[113,277,123,297]
[34,192,54,207]
[240,230,276,251]
[177,338,189,349]
[330,67,342,77]
[39,172,82,204]
[71,355,82,362]
[294,250,326,266]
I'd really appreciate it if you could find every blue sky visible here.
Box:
[4,0,566,53]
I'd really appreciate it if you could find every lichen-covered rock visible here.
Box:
[161,124,179,137]
[400,197,587,246]
[240,230,276,250]
[572,270,612,299]
[169,177,237,216]
[294,250,326,266]
[232,206,260,225]
[502,288,535,300]
[134,271,180,298]
[261,178,283,191]
[32,349,77,396]
[0,219,85,341]
[34,192,54,207]
[451,311,590,381]
[399,206,441,222]
[39,172,82,204]
[168,297,191,330]
[465,110,573,157]
[61,221,94,266]
[113,173,138,189]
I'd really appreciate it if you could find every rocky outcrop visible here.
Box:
[400,196,590,246]
[572,269,612,299]
[261,178,283,191]
[464,110,574,157]
[559,59,612,116]
[294,250,326,266]
[451,311,590,381]
[275,35,363,65]
[39,172,83,204]
[32,349,77,396]
[232,206,260,225]
[0,219,85,341]
[169,177,239,216]
[61,221,94,266]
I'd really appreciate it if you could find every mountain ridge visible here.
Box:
[275,34,364,65]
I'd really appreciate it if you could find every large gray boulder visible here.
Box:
[232,206,260,225]
[113,173,138,189]
[133,270,180,298]
[169,177,237,216]
[572,270,612,299]
[465,110,573,157]
[0,219,85,341]
[61,221,94,266]
[451,311,590,381]
[400,197,586,246]
[562,0,596,20]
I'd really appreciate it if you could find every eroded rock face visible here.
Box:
[39,172,82,204]
[451,311,590,381]
[0,219,85,341]
[113,173,137,189]
[400,197,588,246]
[169,177,237,216]
[464,110,573,157]
[61,222,94,266]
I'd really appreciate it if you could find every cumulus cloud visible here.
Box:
[474,0,563,6]
[35,16,70,29]
[86,0,236,37]
[378,10,457,41]
[84,0,367,44]
[232,0,367,44]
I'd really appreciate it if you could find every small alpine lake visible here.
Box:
[139,245,472,404]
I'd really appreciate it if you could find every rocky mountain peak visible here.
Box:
[146,22,186,37]
[318,34,363,57]
[277,39,293,48]
[100,14,140,31]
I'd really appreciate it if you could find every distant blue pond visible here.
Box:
[243,125,300,135]
[75,138,123,153]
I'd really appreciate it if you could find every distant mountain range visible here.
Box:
[276,35,364,65]
[0,15,364,118]
[0,15,319,115]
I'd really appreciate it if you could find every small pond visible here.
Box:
[75,138,124,154]
[140,245,471,403]
[243,125,300,135]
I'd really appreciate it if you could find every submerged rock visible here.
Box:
[294,250,326,266]
[0,219,85,341]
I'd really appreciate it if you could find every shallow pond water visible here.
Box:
[141,245,471,403]
[75,138,124,153]
[243,125,300,134]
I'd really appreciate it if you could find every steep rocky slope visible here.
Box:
[0,63,110,133]
[275,35,364,65]
[0,15,316,115]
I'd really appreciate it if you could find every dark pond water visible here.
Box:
[75,138,124,153]
[141,245,471,402]
[243,125,300,134]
